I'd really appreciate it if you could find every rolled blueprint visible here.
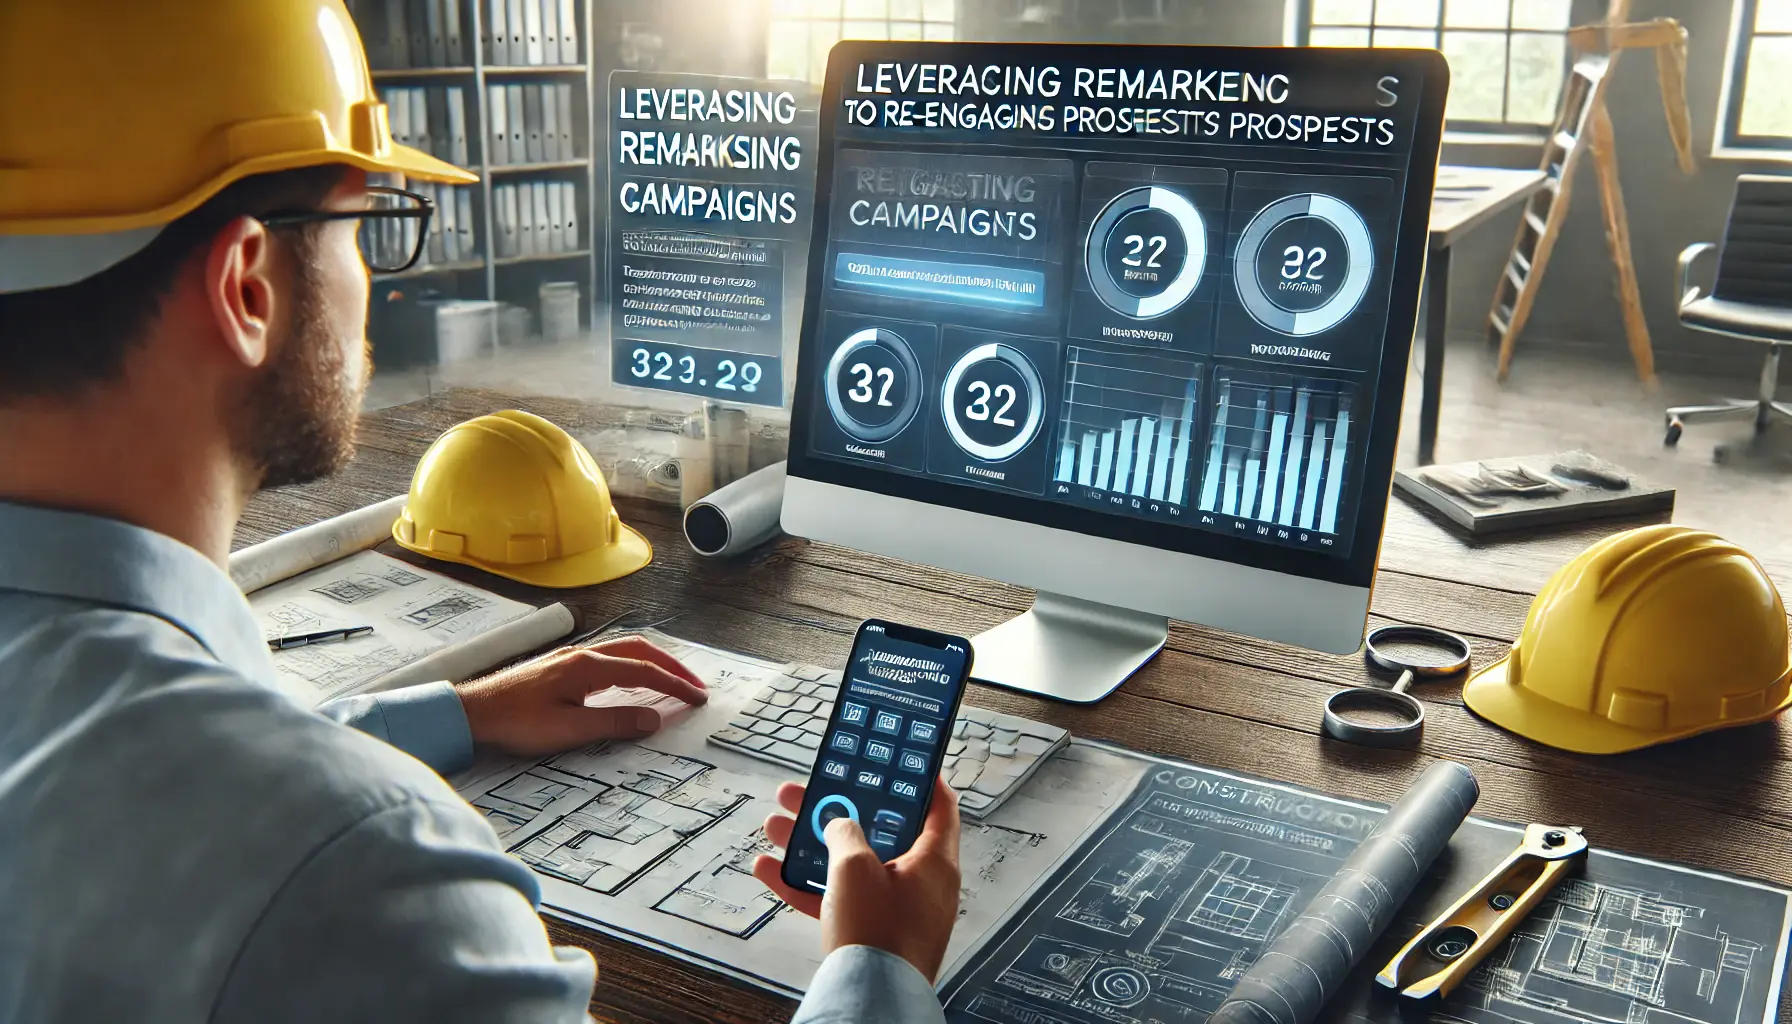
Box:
[683,461,786,558]
[231,494,408,593]
[1208,761,1480,1024]
[363,602,576,693]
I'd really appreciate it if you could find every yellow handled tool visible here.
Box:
[1377,824,1589,1001]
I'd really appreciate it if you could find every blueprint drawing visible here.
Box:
[451,632,1148,998]
[939,761,1792,1024]
[248,550,534,704]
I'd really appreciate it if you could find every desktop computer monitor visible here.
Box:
[782,41,1449,702]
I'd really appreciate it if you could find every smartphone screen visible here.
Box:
[781,619,973,893]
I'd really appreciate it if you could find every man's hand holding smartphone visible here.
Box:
[753,776,962,982]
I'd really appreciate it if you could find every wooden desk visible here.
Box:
[241,388,1792,1024]
[1420,167,1550,465]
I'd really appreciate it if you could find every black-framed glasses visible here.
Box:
[258,185,435,274]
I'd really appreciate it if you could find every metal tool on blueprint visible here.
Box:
[1378,823,1589,1001]
[1322,624,1472,747]
[1208,761,1480,1024]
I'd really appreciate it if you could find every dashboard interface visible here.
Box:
[792,43,1445,571]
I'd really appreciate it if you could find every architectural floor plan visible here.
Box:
[939,764,1792,1024]
[451,632,1148,997]
[1413,838,1789,1024]
[449,631,1790,1015]
[248,550,534,703]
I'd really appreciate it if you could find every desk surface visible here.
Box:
[241,388,1792,1024]
[1430,165,1548,248]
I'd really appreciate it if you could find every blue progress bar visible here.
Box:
[834,252,1046,310]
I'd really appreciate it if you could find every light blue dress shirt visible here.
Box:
[0,500,945,1023]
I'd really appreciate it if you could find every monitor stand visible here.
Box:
[971,592,1168,704]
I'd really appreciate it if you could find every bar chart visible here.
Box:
[1052,347,1204,509]
[1196,370,1356,537]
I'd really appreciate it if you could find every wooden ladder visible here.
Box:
[1487,2,1694,385]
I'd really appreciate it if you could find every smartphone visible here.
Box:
[781,619,974,893]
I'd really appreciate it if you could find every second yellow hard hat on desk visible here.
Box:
[394,410,653,589]
[1464,524,1791,754]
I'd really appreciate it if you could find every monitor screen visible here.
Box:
[788,43,1446,588]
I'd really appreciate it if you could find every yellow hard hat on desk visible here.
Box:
[394,411,654,589]
[1464,525,1791,754]
[0,0,475,289]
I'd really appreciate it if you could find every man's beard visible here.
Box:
[236,253,366,491]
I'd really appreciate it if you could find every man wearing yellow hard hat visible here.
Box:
[0,2,959,1021]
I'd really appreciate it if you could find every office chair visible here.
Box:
[1665,174,1792,458]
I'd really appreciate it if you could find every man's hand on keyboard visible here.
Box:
[457,635,708,755]
[753,777,963,982]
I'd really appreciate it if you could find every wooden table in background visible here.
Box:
[1421,166,1550,465]
[240,389,1792,1024]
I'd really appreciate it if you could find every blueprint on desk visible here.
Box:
[939,756,1792,1024]
[450,631,1150,998]
[250,550,535,703]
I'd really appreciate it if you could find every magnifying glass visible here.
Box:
[1323,624,1472,748]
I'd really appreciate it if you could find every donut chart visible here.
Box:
[1232,193,1374,337]
[824,327,925,444]
[940,342,1046,463]
[1084,185,1208,320]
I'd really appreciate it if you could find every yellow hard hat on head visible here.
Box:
[394,411,654,589]
[0,0,475,289]
[1464,524,1791,754]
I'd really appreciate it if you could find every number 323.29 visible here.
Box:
[630,346,763,393]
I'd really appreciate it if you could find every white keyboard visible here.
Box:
[705,665,1069,819]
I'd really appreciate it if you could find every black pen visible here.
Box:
[268,625,375,651]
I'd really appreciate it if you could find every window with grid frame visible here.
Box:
[1302,0,1573,131]
[766,0,957,86]
[1722,0,1792,152]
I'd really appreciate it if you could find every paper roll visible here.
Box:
[364,602,576,693]
[1208,761,1480,1024]
[231,495,409,593]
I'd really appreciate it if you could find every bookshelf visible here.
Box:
[345,0,599,364]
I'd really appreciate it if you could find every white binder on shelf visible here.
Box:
[410,90,433,160]
[446,87,469,166]
[408,0,431,66]
[555,82,575,158]
[540,85,560,162]
[557,0,576,64]
[492,184,511,258]
[524,84,544,164]
[562,181,579,252]
[424,0,447,67]
[517,182,536,256]
[506,85,526,166]
[531,182,550,257]
[382,0,408,67]
[501,184,521,258]
[523,0,544,65]
[507,0,527,67]
[457,188,477,258]
[540,0,560,66]
[440,184,460,262]
[486,84,508,166]
[444,0,464,64]
[486,0,505,63]
[382,89,406,148]
[425,184,447,265]
[546,179,564,253]
[426,87,448,160]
